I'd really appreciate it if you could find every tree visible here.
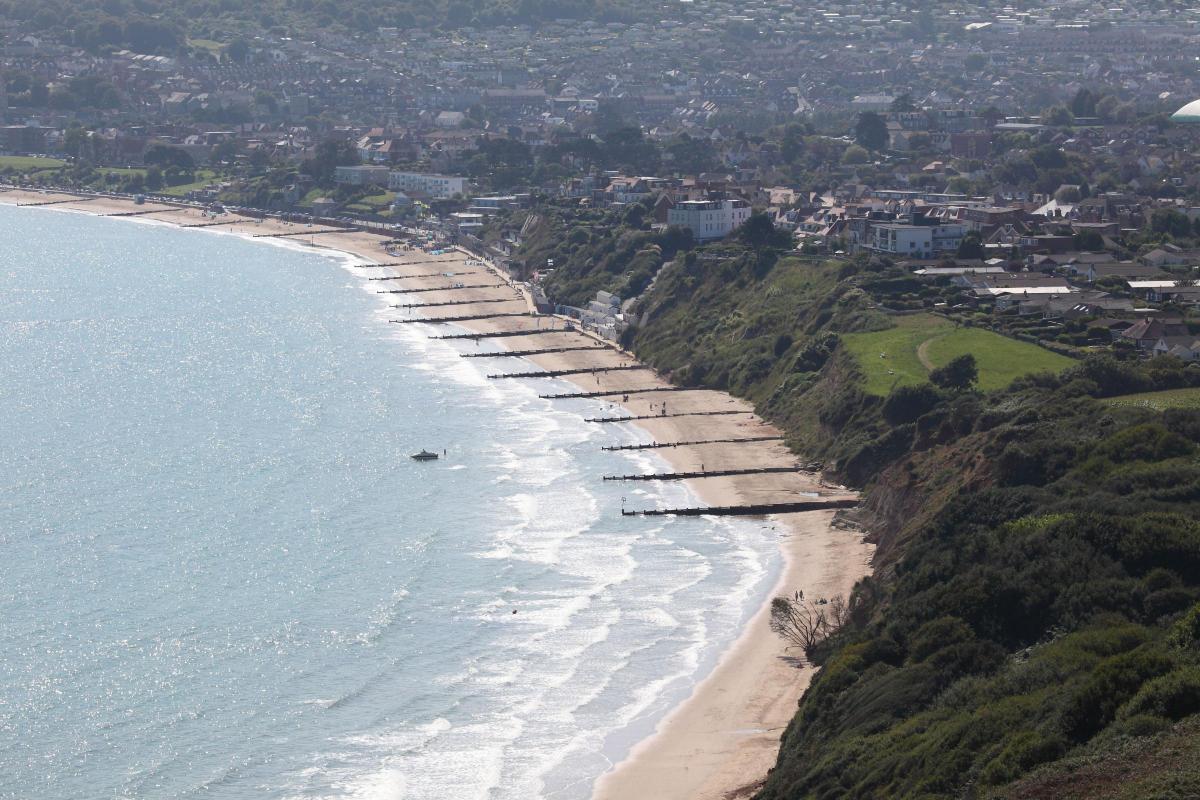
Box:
[965,53,988,72]
[980,105,1005,128]
[1095,94,1120,122]
[854,111,889,151]
[211,139,238,164]
[890,93,917,112]
[301,138,360,186]
[1055,184,1082,203]
[842,144,869,165]
[769,592,847,659]
[144,166,164,191]
[736,212,792,250]
[1071,88,1098,118]
[882,383,942,425]
[63,125,88,161]
[1041,104,1075,127]
[225,38,250,64]
[1074,229,1104,251]
[929,354,979,391]
[956,232,985,260]
[144,144,194,171]
[1151,208,1193,239]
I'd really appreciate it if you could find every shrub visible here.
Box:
[1093,423,1194,464]
[1061,647,1176,742]
[929,354,978,391]
[1119,667,1200,722]
[1168,602,1200,650]
[908,616,975,662]
[882,383,942,425]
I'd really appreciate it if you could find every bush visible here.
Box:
[908,616,975,662]
[1168,603,1200,650]
[882,383,942,425]
[1061,647,1176,742]
[1119,667,1200,722]
[1093,423,1194,464]
[929,354,978,391]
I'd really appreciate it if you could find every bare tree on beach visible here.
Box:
[769,591,848,661]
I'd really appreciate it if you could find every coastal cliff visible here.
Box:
[511,210,1200,798]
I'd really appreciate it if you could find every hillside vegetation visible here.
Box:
[1104,387,1200,411]
[514,215,1200,798]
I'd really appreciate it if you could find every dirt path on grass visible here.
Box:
[916,336,937,370]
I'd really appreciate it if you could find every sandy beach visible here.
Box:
[0,187,875,799]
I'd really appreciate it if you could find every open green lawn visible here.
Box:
[187,38,225,55]
[1102,387,1200,411]
[158,170,220,197]
[0,155,67,171]
[842,313,1076,395]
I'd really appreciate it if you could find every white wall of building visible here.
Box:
[388,171,468,199]
[666,199,751,240]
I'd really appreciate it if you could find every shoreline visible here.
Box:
[0,189,875,799]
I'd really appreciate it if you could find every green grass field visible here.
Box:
[0,156,67,171]
[842,313,1076,394]
[187,38,225,55]
[1102,387,1200,410]
[158,170,220,197]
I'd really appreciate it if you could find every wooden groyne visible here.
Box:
[604,466,808,482]
[622,499,858,517]
[460,345,609,359]
[539,386,689,400]
[181,219,241,228]
[368,271,474,280]
[431,328,573,341]
[584,410,751,423]
[390,311,534,325]
[18,196,96,207]
[253,228,347,238]
[104,208,176,217]
[382,257,462,265]
[376,283,506,295]
[488,365,649,380]
[602,436,784,451]
[394,297,519,309]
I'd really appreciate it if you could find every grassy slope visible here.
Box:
[994,716,1200,800]
[0,156,67,170]
[842,313,1076,394]
[608,239,1200,800]
[1103,387,1200,411]
[158,169,220,196]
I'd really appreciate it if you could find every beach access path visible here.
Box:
[0,187,875,800]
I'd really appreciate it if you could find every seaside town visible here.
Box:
[4,2,1200,359]
[7,2,1200,800]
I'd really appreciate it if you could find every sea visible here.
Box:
[0,204,781,800]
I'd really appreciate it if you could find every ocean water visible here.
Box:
[0,205,781,800]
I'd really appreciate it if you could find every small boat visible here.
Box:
[410,450,439,461]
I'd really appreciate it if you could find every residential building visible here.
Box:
[388,171,468,199]
[334,165,390,186]
[867,222,967,258]
[666,198,751,240]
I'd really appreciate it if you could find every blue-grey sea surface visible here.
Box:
[0,205,780,800]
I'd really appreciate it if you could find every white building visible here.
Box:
[868,223,967,258]
[388,171,468,199]
[334,165,390,186]
[666,198,751,241]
